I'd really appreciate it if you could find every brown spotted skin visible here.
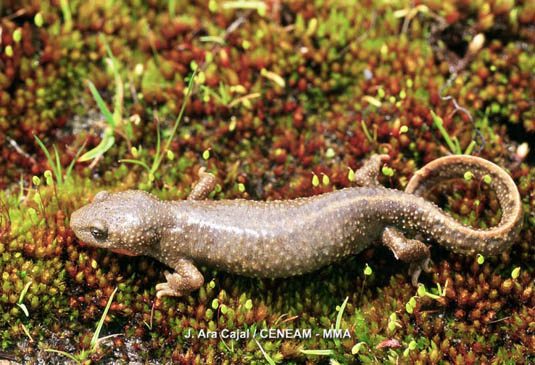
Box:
[70,155,523,297]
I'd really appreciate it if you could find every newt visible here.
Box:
[70,155,523,298]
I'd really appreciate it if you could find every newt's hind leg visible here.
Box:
[381,226,431,286]
[353,154,390,187]
[187,167,217,200]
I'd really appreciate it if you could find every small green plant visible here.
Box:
[120,69,197,182]
[394,4,432,34]
[17,280,33,317]
[34,135,85,188]
[403,340,418,357]
[34,12,44,27]
[78,80,117,162]
[13,28,22,43]
[200,82,258,108]
[511,267,521,280]
[431,111,461,154]
[311,173,320,187]
[21,323,34,343]
[168,0,176,18]
[200,83,233,106]
[362,95,382,108]
[416,280,448,300]
[347,167,356,182]
[381,166,394,177]
[5,45,14,57]
[79,34,133,162]
[333,296,348,348]
[359,263,372,304]
[464,140,477,155]
[45,287,118,364]
[59,0,72,32]
[260,68,285,88]
[387,312,401,332]
[143,301,156,330]
[405,296,417,314]
[299,349,335,356]
[351,342,367,354]
[255,339,276,365]
[360,120,376,143]
[200,35,226,45]
[298,297,349,361]
[222,1,267,16]
[431,111,479,155]
[31,175,47,226]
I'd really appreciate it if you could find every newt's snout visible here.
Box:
[69,207,84,236]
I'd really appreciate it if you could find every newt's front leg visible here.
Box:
[187,167,217,200]
[156,168,215,298]
[155,259,204,298]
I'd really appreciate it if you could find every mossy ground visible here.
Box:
[1,0,535,364]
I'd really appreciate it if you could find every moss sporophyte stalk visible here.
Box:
[2,0,535,363]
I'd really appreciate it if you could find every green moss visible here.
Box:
[1,0,535,363]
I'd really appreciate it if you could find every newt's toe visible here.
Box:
[409,257,432,286]
[155,282,185,298]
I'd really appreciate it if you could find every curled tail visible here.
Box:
[406,155,523,256]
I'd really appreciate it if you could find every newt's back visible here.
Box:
[162,187,390,278]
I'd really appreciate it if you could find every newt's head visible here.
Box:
[70,190,162,256]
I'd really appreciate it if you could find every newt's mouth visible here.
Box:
[111,248,138,256]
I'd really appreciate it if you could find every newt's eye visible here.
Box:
[90,227,108,241]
